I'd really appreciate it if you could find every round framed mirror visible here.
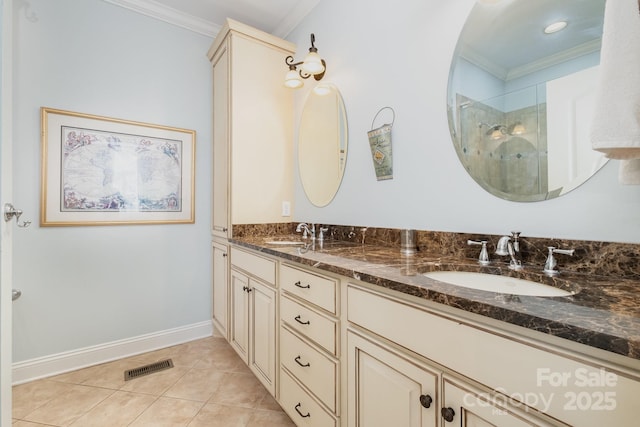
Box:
[447,0,608,202]
[298,83,348,207]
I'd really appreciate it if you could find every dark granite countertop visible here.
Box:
[230,235,640,361]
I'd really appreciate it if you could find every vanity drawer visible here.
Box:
[281,295,337,355]
[280,325,337,412]
[280,264,337,313]
[280,368,337,427]
[230,246,275,285]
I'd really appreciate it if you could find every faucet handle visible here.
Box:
[543,247,575,276]
[319,226,328,240]
[468,240,490,265]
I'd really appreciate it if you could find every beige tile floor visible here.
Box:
[12,336,295,426]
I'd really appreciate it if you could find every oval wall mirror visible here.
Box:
[447,0,608,202]
[298,83,348,207]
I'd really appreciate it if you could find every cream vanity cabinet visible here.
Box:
[346,283,640,427]
[348,330,546,427]
[208,19,295,240]
[229,246,278,396]
[278,263,341,426]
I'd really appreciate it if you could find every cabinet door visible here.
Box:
[212,241,229,338]
[249,278,276,396]
[211,40,230,238]
[347,331,438,427]
[442,377,554,427]
[229,269,249,362]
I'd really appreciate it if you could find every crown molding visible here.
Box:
[461,38,602,82]
[102,0,220,37]
[272,0,321,39]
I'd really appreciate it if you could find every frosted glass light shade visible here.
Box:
[284,69,303,89]
[301,51,325,75]
[511,123,526,135]
[490,129,503,140]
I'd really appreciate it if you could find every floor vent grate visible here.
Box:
[124,358,174,381]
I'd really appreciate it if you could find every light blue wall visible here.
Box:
[12,0,213,362]
[289,0,640,244]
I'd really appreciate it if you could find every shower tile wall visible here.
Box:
[456,94,548,196]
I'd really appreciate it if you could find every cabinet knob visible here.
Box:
[222,253,227,257]
[247,287,253,293]
[294,281,311,289]
[441,407,455,422]
[242,286,248,291]
[419,394,433,409]
[294,403,310,418]
[294,315,310,325]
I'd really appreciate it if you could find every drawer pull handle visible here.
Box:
[294,403,310,418]
[294,315,310,325]
[419,394,433,408]
[294,355,310,367]
[441,407,455,422]
[294,281,310,289]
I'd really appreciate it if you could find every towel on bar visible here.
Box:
[590,0,640,160]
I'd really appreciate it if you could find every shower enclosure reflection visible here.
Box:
[456,84,549,199]
[447,0,609,202]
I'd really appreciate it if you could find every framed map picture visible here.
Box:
[40,107,195,226]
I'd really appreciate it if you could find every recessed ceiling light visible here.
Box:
[544,21,568,34]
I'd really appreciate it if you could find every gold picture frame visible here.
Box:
[40,107,195,226]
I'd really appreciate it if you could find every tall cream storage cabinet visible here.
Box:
[207,19,295,240]
[207,19,295,360]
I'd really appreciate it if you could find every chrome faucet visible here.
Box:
[296,222,315,240]
[495,231,523,270]
[318,226,328,242]
[543,247,575,276]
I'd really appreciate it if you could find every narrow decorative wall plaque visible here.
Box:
[367,107,395,181]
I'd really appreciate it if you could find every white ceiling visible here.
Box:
[103,0,322,38]
[461,0,605,81]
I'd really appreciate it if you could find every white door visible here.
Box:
[347,331,439,427]
[1,0,14,423]
[546,65,605,193]
[248,278,276,395]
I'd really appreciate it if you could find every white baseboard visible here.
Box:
[12,320,213,385]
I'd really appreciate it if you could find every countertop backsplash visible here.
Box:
[231,223,639,280]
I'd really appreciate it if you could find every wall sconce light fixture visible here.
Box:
[284,33,326,89]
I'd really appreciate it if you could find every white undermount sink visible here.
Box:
[424,271,574,297]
